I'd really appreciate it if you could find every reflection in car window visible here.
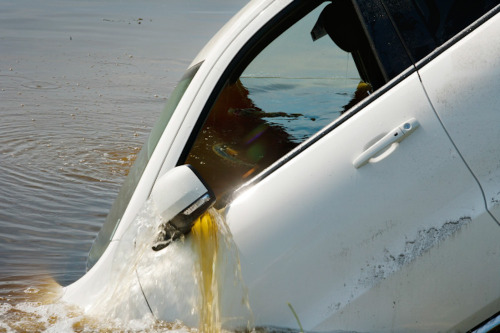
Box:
[185,2,373,206]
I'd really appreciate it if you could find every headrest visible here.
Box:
[311,0,365,53]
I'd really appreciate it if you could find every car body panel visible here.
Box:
[418,10,500,222]
[225,70,500,330]
[62,0,500,331]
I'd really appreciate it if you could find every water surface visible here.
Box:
[0,0,246,330]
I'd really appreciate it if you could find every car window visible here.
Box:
[383,0,499,63]
[184,2,377,206]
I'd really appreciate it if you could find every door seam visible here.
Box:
[416,71,500,228]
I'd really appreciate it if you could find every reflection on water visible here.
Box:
[0,0,247,331]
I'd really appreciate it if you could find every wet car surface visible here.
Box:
[64,0,500,332]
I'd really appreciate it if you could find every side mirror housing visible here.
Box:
[150,165,215,250]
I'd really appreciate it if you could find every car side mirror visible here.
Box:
[150,165,216,251]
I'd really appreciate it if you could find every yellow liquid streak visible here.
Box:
[191,210,221,333]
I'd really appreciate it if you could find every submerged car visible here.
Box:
[63,0,500,331]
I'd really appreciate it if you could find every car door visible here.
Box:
[135,0,499,330]
[200,2,500,332]
[224,70,500,331]
[417,6,500,222]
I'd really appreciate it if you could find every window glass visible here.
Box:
[417,0,498,44]
[148,63,202,157]
[185,2,372,206]
[384,0,498,63]
[240,8,360,143]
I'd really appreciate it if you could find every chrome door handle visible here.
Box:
[353,118,420,169]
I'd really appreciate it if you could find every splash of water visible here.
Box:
[0,277,145,332]
[0,203,253,332]
[81,202,252,331]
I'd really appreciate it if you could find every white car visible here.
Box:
[63,0,500,331]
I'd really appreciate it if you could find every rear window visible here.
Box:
[382,0,499,62]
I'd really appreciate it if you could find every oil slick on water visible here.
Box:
[0,204,252,332]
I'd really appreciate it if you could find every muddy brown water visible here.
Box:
[0,0,247,331]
